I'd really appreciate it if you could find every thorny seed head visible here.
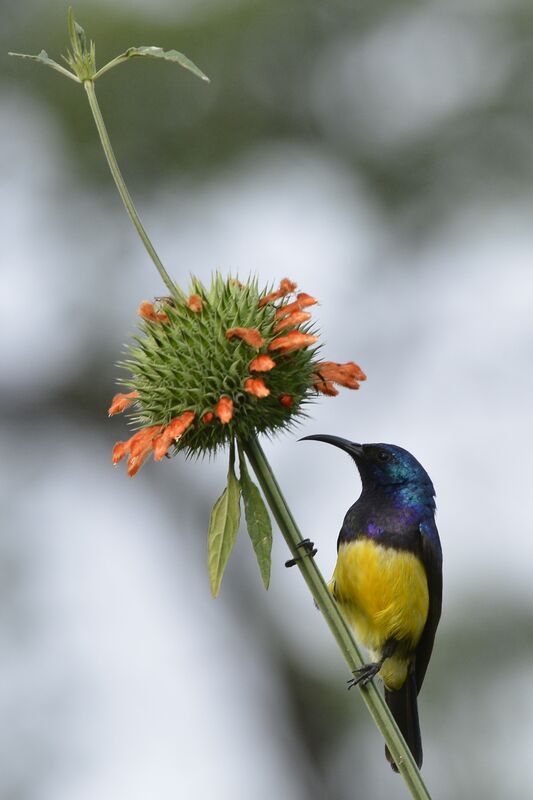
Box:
[109,275,365,475]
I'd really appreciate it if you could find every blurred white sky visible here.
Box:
[2,3,533,798]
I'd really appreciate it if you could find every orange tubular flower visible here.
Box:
[274,293,318,319]
[112,425,164,477]
[296,292,318,308]
[138,300,169,323]
[249,355,276,372]
[112,440,130,465]
[215,396,233,423]
[153,411,196,461]
[202,412,214,424]
[313,361,367,391]
[269,331,318,354]
[187,294,203,313]
[225,327,265,348]
[258,278,298,307]
[244,378,270,398]
[274,310,312,332]
[108,390,139,416]
[279,394,293,407]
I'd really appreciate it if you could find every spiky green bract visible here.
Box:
[118,275,319,456]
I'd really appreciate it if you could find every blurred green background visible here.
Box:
[2,1,533,798]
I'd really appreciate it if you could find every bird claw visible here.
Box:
[285,538,317,568]
[347,662,382,689]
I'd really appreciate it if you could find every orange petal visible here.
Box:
[215,396,233,424]
[274,310,312,332]
[249,355,276,372]
[244,378,270,398]
[187,294,203,313]
[269,331,318,353]
[202,412,214,424]
[108,390,139,417]
[137,300,169,323]
[279,394,293,408]
[225,327,265,348]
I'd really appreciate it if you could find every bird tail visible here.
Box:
[384,671,423,772]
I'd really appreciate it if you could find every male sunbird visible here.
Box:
[301,436,442,771]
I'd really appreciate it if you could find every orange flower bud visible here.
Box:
[187,294,203,313]
[215,396,233,423]
[249,355,276,372]
[244,378,270,398]
[269,331,318,353]
[202,412,214,424]
[279,394,293,408]
[274,310,312,332]
[108,390,139,417]
[225,327,265,348]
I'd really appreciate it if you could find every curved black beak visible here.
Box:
[299,434,364,458]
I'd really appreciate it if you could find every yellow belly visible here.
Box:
[332,539,429,689]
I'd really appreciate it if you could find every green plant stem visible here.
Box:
[243,435,431,800]
[83,80,177,296]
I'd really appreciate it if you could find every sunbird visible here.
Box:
[301,436,442,771]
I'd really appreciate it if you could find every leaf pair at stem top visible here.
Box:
[9,7,210,85]
[208,442,272,597]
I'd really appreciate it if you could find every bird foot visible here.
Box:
[347,661,382,689]
[285,538,317,568]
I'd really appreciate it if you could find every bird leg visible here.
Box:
[347,640,397,689]
[285,538,317,568]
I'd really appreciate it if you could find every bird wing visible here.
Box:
[415,518,443,692]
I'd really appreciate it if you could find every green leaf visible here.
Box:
[67,7,87,56]
[95,46,210,82]
[208,446,241,597]
[8,50,80,82]
[239,452,272,589]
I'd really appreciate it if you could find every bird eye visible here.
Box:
[377,451,392,463]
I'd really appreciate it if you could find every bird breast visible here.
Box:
[332,539,429,655]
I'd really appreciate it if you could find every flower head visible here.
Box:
[109,275,365,474]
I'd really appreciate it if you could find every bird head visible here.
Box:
[301,435,434,495]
